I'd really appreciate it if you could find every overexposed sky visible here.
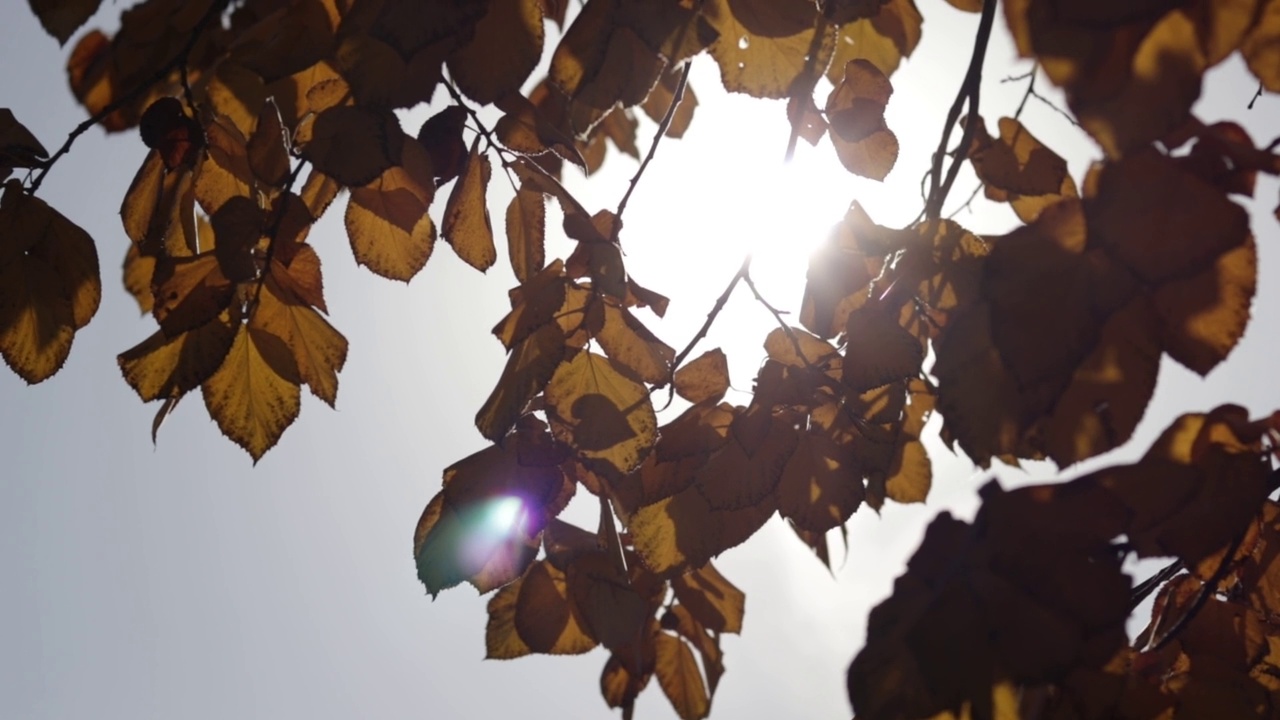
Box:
[2,2,1279,719]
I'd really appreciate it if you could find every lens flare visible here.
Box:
[458,495,529,573]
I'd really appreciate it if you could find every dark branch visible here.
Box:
[28,0,228,195]
[1249,81,1264,110]
[250,159,310,311]
[923,0,997,222]
[656,254,751,410]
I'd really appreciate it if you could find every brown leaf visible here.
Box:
[246,99,291,188]
[567,551,650,653]
[671,562,745,634]
[696,415,798,510]
[417,105,469,185]
[630,479,777,577]
[705,0,828,99]
[674,349,731,404]
[1243,1,1280,92]
[447,0,545,105]
[303,106,395,187]
[151,253,234,337]
[0,108,49,173]
[828,0,922,81]
[443,140,497,273]
[506,182,546,284]
[968,115,1078,223]
[655,632,711,720]
[778,413,864,532]
[476,323,567,443]
[825,59,898,180]
[511,560,597,655]
[843,304,924,391]
[29,0,102,44]
[641,68,698,139]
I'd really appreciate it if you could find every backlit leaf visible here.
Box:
[447,0,545,106]
[506,182,546,284]
[670,562,745,634]
[345,136,436,282]
[674,348,730,404]
[827,0,922,81]
[546,351,658,478]
[0,181,101,383]
[968,115,1077,223]
[119,312,238,403]
[513,560,597,655]
[476,323,567,443]
[705,0,828,99]
[655,633,710,720]
[596,303,675,385]
[825,59,898,180]
[253,277,348,408]
[303,106,394,187]
[443,140,497,272]
[201,323,301,462]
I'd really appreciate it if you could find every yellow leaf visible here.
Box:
[485,575,534,660]
[629,483,776,577]
[674,348,730,404]
[546,351,658,478]
[967,115,1077,223]
[654,633,710,720]
[122,243,156,314]
[596,303,675,385]
[201,323,301,462]
[253,278,348,408]
[0,181,101,383]
[447,0,545,105]
[443,140,497,272]
[194,116,253,218]
[345,136,436,282]
[151,253,234,337]
[119,313,238,402]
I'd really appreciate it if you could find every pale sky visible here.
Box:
[2,2,1279,719]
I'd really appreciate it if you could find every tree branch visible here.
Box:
[612,58,694,243]
[28,0,228,195]
[656,254,751,410]
[923,0,997,222]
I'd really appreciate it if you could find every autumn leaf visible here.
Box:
[546,351,657,478]
[345,136,436,282]
[967,115,1077,223]
[674,348,730,404]
[253,277,348,408]
[443,140,497,272]
[825,59,898,180]
[671,562,745,634]
[447,0,545,106]
[119,312,238,403]
[0,180,101,383]
[705,0,829,99]
[476,323,567,443]
[28,0,102,45]
[828,0,922,80]
[655,632,710,720]
[201,323,301,462]
[303,106,395,187]
[506,181,546,283]
[0,108,50,179]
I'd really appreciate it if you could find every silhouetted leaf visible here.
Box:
[443,140,497,272]
[825,59,898,180]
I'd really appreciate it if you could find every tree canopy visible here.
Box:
[4,0,1280,718]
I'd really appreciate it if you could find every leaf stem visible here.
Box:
[442,78,520,194]
[656,254,751,409]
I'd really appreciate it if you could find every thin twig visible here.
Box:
[442,78,519,193]
[613,59,694,242]
[1249,81,1264,110]
[28,0,228,195]
[656,255,751,410]
[1013,66,1037,119]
